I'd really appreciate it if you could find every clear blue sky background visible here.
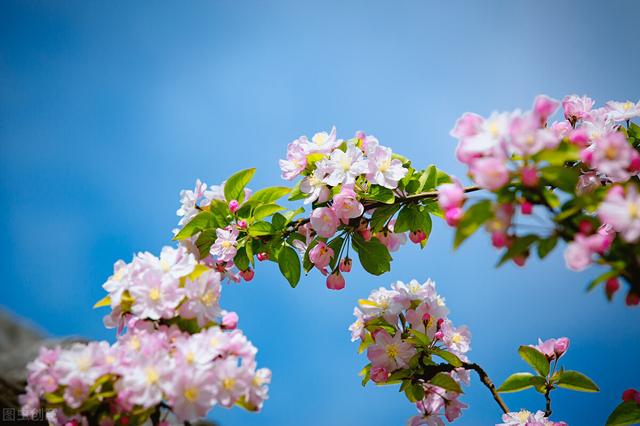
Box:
[1,2,639,425]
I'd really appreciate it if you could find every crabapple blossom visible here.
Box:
[326,270,346,290]
[367,329,416,370]
[366,144,408,189]
[309,241,334,272]
[598,185,640,242]
[129,269,184,320]
[179,269,222,327]
[310,206,339,238]
[562,94,594,121]
[470,157,509,190]
[498,410,566,426]
[332,186,364,224]
[606,100,640,122]
[321,142,368,186]
[210,227,240,262]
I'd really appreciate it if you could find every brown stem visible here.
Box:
[416,362,509,415]
[544,385,552,417]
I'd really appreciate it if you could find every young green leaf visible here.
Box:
[555,370,599,392]
[540,165,580,192]
[234,246,250,271]
[352,234,392,275]
[249,186,291,203]
[370,204,401,232]
[248,221,273,236]
[430,348,462,367]
[174,211,226,240]
[430,372,463,393]
[453,200,493,248]
[497,372,536,393]
[224,168,256,203]
[606,401,640,426]
[278,246,301,287]
[537,235,558,259]
[518,346,550,377]
[366,185,395,204]
[253,203,285,220]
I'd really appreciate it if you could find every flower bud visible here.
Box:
[513,254,528,267]
[578,220,593,235]
[605,278,620,300]
[237,219,247,229]
[326,270,346,290]
[241,268,255,282]
[444,207,463,227]
[622,388,639,403]
[422,313,431,324]
[520,166,539,187]
[553,337,570,358]
[491,231,508,249]
[339,257,352,273]
[257,252,269,262]
[626,291,639,307]
[434,330,444,340]
[222,311,239,329]
[409,230,427,244]
[229,199,240,214]
[370,366,390,383]
[520,201,533,215]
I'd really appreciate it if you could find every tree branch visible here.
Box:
[544,385,552,417]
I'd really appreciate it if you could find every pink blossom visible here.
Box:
[370,366,390,383]
[450,112,484,139]
[444,207,463,227]
[606,100,640,122]
[222,311,239,330]
[375,220,407,252]
[564,236,593,271]
[63,377,89,409]
[532,95,559,123]
[441,322,471,355]
[179,269,221,327]
[177,179,210,225]
[300,168,331,204]
[470,157,510,190]
[212,356,253,407]
[508,114,558,156]
[309,241,334,271]
[332,186,364,224]
[366,144,408,189]
[562,94,594,121]
[228,199,239,213]
[438,181,465,211]
[367,329,416,370]
[279,136,309,180]
[444,396,467,422]
[322,143,368,186]
[130,269,184,320]
[591,131,636,182]
[165,364,216,422]
[598,185,640,242]
[531,337,569,360]
[210,227,239,262]
[520,166,539,187]
[460,111,511,154]
[307,126,342,154]
[310,207,339,238]
[326,270,346,290]
[339,257,352,272]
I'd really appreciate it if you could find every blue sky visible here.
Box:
[1,1,639,424]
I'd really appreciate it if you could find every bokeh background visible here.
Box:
[2,1,639,424]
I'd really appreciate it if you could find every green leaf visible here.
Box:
[288,180,307,201]
[370,204,401,232]
[436,168,452,185]
[366,185,395,204]
[453,200,493,248]
[195,229,216,259]
[430,372,463,393]
[394,205,429,233]
[278,246,301,287]
[282,207,305,223]
[540,165,579,192]
[606,401,640,426]
[534,141,580,166]
[327,236,345,270]
[537,235,558,259]
[253,203,285,220]
[359,364,371,387]
[44,392,65,404]
[431,348,462,367]
[423,165,438,191]
[497,372,536,393]
[352,234,392,275]
[587,270,619,292]
[234,246,250,271]
[224,168,256,203]
[555,370,599,392]
[408,329,430,346]
[248,221,273,236]
[249,186,291,203]
[174,211,227,240]
[518,345,550,377]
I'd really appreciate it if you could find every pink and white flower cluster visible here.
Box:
[21,320,271,425]
[281,127,411,289]
[350,279,472,426]
[497,410,567,426]
[22,246,271,424]
[176,180,255,284]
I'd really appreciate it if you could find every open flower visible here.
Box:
[367,329,416,371]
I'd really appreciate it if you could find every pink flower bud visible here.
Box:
[436,318,444,328]
[491,231,508,249]
[622,388,639,402]
[409,229,427,244]
[605,278,620,299]
[445,207,463,227]
[370,366,390,383]
[257,252,269,261]
[434,331,444,340]
[578,220,593,235]
[241,268,255,282]
[553,337,570,358]
[422,313,431,323]
[580,149,593,165]
[626,291,640,306]
[438,181,465,211]
[520,166,539,187]
[326,270,345,290]
[520,201,533,215]
[513,254,527,267]
[237,219,247,229]
[355,130,366,140]
[533,95,559,122]
[310,207,339,238]
[630,153,640,172]
[222,311,239,329]
[229,199,240,214]
[359,228,372,241]
[568,129,589,146]
[339,257,352,272]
